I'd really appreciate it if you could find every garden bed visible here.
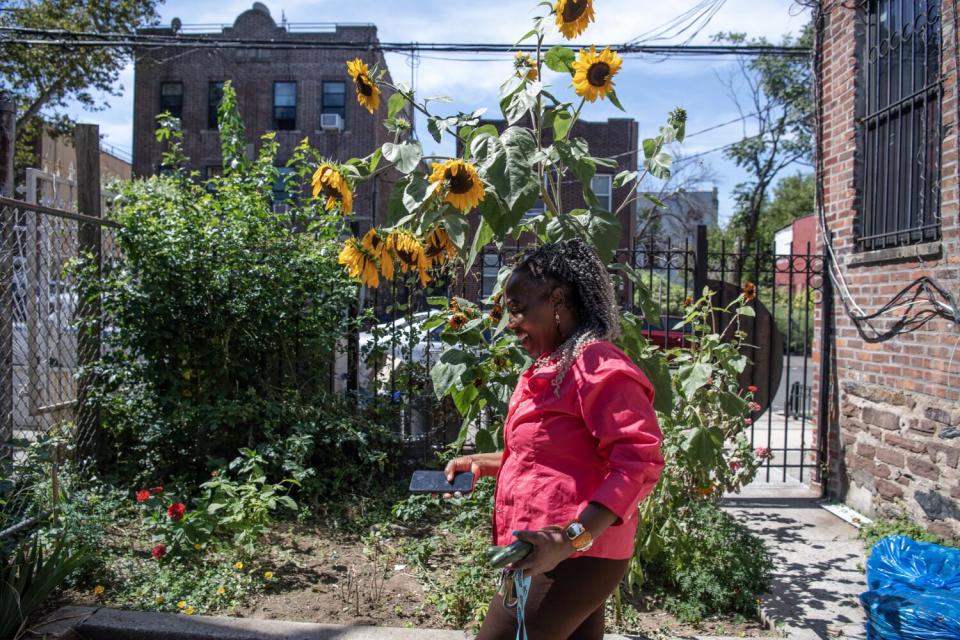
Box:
[52,522,776,638]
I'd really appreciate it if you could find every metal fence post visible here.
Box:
[693,223,708,298]
[816,238,834,497]
[75,125,102,459]
[0,96,15,449]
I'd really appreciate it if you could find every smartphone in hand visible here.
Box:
[409,470,474,494]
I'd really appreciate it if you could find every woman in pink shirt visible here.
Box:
[445,239,665,640]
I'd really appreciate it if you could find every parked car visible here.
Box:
[358,312,445,391]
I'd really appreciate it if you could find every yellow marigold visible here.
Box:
[572,46,622,103]
[311,163,354,215]
[361,227,394,282]
[194,543,202,551]
[554,0,595,40]
[185,607,195,616]
[264,571,274,580]
[428,159,485,212]
[155,595,165,605]
[346,58,381,114]
[514,51,538,81]
[177,600,187,609]
[94,585,105,596]
[233,561,244,570]
[216,586,226,595]
[424,226,457,267]
[386,230,431,286]
[339,237,381,288]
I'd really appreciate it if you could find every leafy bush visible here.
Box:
[858,517,958,549]
[642,502,772,623]
[73,84,371,487]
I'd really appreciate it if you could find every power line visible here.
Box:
[0,27,812,58]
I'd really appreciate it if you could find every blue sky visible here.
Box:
[63,0,812,223]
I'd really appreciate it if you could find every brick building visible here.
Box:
[816,0,960,538]
[457,117,640,302]
[132,2,396,230]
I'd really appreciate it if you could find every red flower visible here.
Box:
[136,490,151,503]
[748,401,762,413]
[744,417,753,425]
[151,485,164,495]
[747,385,759,393]
[167,503,186,521]
[755,446,772,459]
[729,460,742,472]
[152,544,167,559]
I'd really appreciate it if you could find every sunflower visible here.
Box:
[424,226,457,267]
[311,163,354,215]
[514,51,538,82]
[572,46,622,103]
[361,227,394,282]
[554,0,595,40]
[339,237,380,288]
[346,58,381,114]
[448,313,468,330]
[428,159,485,212]
[387,230,431,286]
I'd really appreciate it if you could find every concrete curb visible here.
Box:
[34,606,785,640]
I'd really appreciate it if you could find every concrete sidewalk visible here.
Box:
[722,485,868,640]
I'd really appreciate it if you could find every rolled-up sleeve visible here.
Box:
[576,363,664,524]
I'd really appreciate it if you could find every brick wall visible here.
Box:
[817,1,960,539]
[132,4,396,230]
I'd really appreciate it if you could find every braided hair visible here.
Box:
[511,238,620,395]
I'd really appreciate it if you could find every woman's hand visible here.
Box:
[508,527,575,577]
[441,453,503,498]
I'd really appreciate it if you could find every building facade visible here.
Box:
[816,0,960,538]
[133,2,396,229]
[636,187,719,248]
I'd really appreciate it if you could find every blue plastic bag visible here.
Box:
[860,535,960,640]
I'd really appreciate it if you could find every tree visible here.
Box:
[716,24,814,254]
[755,172,814,250]
[0,0,160,132]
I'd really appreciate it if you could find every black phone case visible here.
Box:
[409,470,474,494]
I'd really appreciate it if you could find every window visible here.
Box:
[322,81,346,120]
[524,198,546,220]
[160,82,183,120]
[591,174,612,211]
[859,0,942,251]
[208,81,225,129]
[482,253,502,300]
[272,167,294,212]
[273,81,297,130]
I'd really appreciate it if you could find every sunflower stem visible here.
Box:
[532,31,560,217]
[564,97,586,141]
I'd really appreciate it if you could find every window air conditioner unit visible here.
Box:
[320,113,343,131]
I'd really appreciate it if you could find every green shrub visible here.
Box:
[858,517,958,549]
[73,83,373,488]
[642,502,772,623]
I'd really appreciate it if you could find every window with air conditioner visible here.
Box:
[322,81,346,121]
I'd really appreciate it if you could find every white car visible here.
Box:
[358,311,445,391]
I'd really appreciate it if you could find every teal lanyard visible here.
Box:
[513,569,532,640]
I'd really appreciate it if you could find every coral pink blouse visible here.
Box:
[492,340,664,560]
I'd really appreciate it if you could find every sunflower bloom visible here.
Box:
[448,313,468,330]
[572,46,622,103]
[514,52,538,81]
[339,238,380,288]
[361,227,394,282]
[554,0,595,40]
[387,230,432,286]
[311,163,354,215]
[346,58,381,114]
[428,159,485,212]
[424,226,457,267]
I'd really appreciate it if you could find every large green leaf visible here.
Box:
[464,219,496,274]
[555,138,596,187]
[582,209,621,263]
[430,349,474,398]
[387,176,410,223]
[387,92,407,119]
[685,426,722,467]
[680,362,713,399]
[544,45,576,74]
[382,141,423,174]
[402,175,438,214]
[494,127,538,209]
[633,352,673,414]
